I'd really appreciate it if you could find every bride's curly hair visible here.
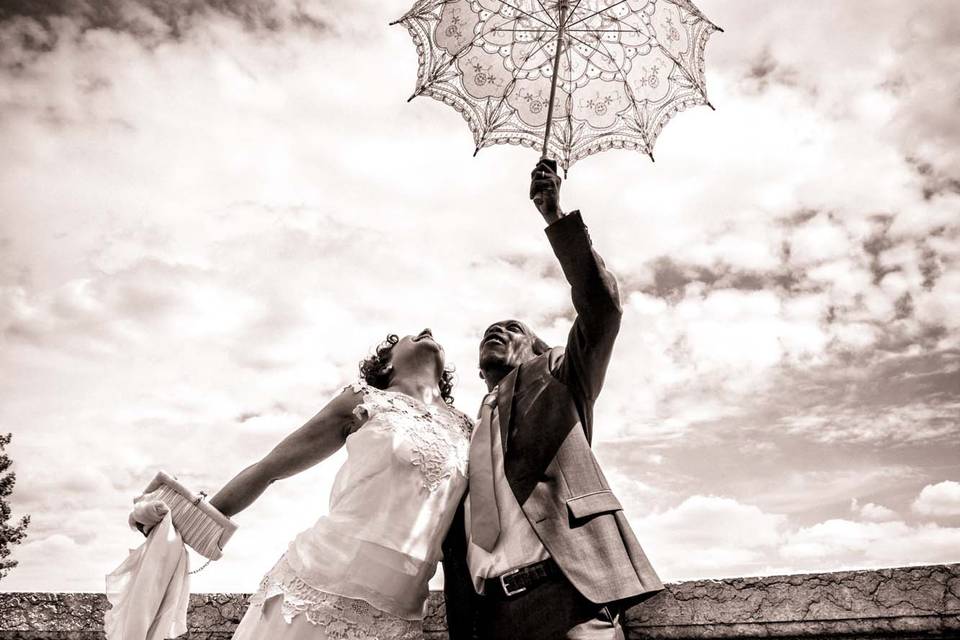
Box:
[359,334,456,405]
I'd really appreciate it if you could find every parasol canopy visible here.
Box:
[393,0,721,172]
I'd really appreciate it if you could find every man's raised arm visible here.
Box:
[530,160,623,434]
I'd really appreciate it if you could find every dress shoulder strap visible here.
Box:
[342,380,393,423]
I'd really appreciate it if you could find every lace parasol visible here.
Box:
[393,0,722,172]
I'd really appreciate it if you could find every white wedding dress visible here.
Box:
[232,382,473,640]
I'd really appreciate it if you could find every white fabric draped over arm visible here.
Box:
[105,511,190,640]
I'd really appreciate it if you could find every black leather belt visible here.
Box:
[483,558,562,598]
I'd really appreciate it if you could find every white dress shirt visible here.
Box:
[465,397,550,594]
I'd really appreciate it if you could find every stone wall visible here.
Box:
[1,564,958,639]
[625,563,960,639]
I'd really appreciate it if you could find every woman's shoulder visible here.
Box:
[323,383,369,428]
[339,380,390,425]
[339,381,432,427]
[341,379,372,397]
[330,381,406,436]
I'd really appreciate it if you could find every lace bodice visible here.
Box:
[349,382,472,491]
[247,382,473,624]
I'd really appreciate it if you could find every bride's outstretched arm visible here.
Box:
[209,387,363,518]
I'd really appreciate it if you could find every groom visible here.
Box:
[441,159,663,640]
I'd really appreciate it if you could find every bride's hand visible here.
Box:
[128,498,169,536]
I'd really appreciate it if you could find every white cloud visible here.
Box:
[780,518,960,570]
[807,260,874,303]
[629,495,786,580]
[789,216,851,266]
[779,401,960,446]
[912,481,960,517]
[626,494,960,583]
[850,498,899,522]
[10,532,122,592]
[737,467,919,517]
[915,270,960,333]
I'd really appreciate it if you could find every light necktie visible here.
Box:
[470,389,500,551]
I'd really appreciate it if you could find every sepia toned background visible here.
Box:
[0,0,958,592]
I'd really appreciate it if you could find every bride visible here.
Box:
[209,328,473,639]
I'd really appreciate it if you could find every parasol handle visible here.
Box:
[541,1,568,160]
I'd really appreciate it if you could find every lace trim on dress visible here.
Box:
[248,557,422,640]
[345,380,473,492]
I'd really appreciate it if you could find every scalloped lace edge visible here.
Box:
[248,558,423,640]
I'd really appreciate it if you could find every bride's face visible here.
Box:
[391,328,446,377]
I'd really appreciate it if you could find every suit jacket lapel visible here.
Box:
[496,366,519,455]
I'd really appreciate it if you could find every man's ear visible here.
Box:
[531,336,550,355]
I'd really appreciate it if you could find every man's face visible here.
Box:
[478,319,538,373]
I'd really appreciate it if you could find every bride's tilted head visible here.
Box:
[359,329,456,404]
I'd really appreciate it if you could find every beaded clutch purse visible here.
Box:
[142,471,237,560]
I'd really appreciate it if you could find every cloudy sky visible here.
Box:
[1,0,958,593]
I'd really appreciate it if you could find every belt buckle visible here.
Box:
[499,567,526,597]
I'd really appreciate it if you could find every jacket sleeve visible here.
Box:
[441,500,477,640]
[544,210,622,442]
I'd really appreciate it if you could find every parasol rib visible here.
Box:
[476,32,561,152]
[655,43,709,104]
[412,11,543,98]
[660,0,723,32]
[590,33,653,155]
[497,0,556,29]
[566,0,631,30]
[532,0,559,27]
[563,0,587,30]
[567,31,653,156]
[566,27,647,33]
[389,0,445,26]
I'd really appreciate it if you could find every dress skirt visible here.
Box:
[233,595,321,640]
[231,591,424,640]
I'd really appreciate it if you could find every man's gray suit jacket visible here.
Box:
[442,211,664,640]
